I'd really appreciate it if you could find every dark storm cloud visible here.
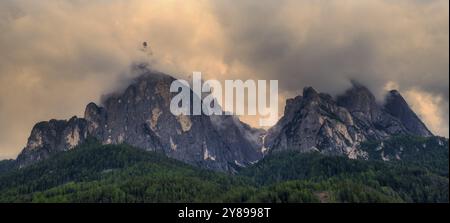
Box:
[213,0,448,94]
[211,0,449,135]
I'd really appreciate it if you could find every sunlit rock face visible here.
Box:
[265,82,433,159]
[17,70,263,171]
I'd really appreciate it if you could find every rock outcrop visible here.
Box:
[264,83,433,159]
[17,117,89,167]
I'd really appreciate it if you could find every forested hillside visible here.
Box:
[0,137,447,203]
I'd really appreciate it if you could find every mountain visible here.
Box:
[0,139,447,202]
[14,68,440,172]
[17,68,263,171]
[264,82,434,159]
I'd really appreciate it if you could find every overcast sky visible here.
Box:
[0,0,448,159]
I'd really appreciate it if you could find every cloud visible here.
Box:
[213,0,448,92]
[211,0,449,135]
[404,89,449,137]
[0,0,448,158]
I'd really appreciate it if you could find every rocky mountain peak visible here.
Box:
[336,81,379,121]
[265,81,434,159]
[17,70,263,171]
[302,86,319,99]
[384,90,433,137]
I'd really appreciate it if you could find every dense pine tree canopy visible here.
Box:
[0,136,448,203]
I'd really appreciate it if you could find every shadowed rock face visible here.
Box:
[17,70,263,171]
[265,83,434,159]
[384,90,433,137]
[336,83,410,139]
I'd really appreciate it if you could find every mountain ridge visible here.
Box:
[264,82,433,159]
[14,68,438,171]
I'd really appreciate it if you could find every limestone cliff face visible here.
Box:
[16,117,89,167]
[17,70,263,171]
[265,87,366,158]
[265,83,433,159]
[83,71,263,171]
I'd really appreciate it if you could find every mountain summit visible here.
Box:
[16,70,433,170]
